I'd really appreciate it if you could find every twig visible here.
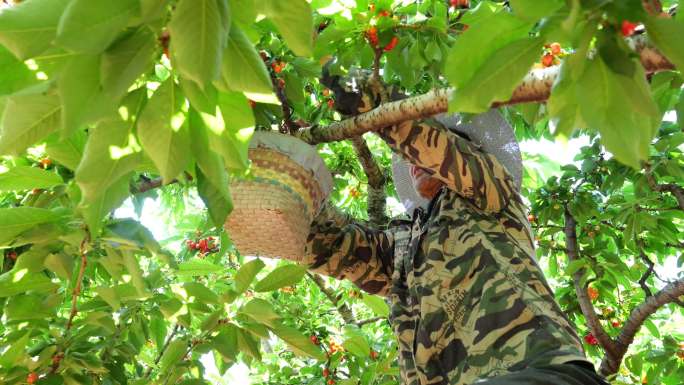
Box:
[563,209,617,356]
[307,272,356,324]
[144,324,181,378]
[636,240,655,297]
[644,165,684,211]
[65,231,91,332]
[355,316,386,327]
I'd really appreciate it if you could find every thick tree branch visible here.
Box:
[350,136,389,227]
[307,272,356,324]
[599,278,684,375]
[563,209,617,357]
[296,38,675,144]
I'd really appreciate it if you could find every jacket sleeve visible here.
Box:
[378,119,516,213]
[303,203,394,296]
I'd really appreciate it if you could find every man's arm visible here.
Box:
[378,119,516,213]
[303,203,395,296]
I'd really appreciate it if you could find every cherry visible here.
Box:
[583,333,598,346]
[322,89,330,97]
[277,78,286,89]
[327,99,335,108]
[327,379,335,385]
[323,368,330,377]
[587,287,599,301]
[7,251,17,260]
[611,320,621,328]
[527,214,536,222]
[377,10,390,17]
[383,36,399,52]
[248,99,256,108]
[541,53,554,67]
[370,350,378,359]
[621,20,637,37]
[549,42,561,55]
[450,0,469,8]
[39,157,52,169]
[310,335,319,345]
[27,373,38,384]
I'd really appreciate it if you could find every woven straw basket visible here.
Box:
[224,131,333,262]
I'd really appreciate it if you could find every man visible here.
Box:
[303,67,608,385]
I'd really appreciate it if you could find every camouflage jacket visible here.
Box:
[304,116,589,384]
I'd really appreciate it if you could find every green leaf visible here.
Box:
[5,294,56,321]
[196,165,233,228]
[234,258,265,294]
[269,323,325,360]
[213,324,238,361]
[177,259,223,276]
[159,338,188,373]
[0,271,59,297]
[137,78,191,184]
[168,0,226,87]
[181,78,218,114]
[0,166,62,191]
[509,0,563,22]
[0,331,29,369]
[362,294,389,317]
[260,0,313,57]
[44,252,74,280]
[122,251,148,296]
[239,298,280,326]
[75,119,140,204]
[0,207,60,246]
[45,129,87,170]
[645,16,684,73]
[0,90,61,156]
[217,25,273,94]
[57,54,116,137]
[445,7,531,94]
[183,282,220,304]
[189,109,233,227]
[236,327,261,360]
[253,264,307,292]
[577,56,659,168]
[80,175,131,236]
[212,91,255,172]
[56,0,140,53]
[342,335,371,358]
[0,0,69,60]
[0,45,37,96]
[94,286,121,310]
[449,36,543,113]
[101,27,158,99]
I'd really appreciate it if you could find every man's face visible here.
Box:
[410,164,444,200]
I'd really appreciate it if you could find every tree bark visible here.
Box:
[307,272,356,324]
[599,278,684,375]
[563,209,618,357]
[296,38,675,145]
[350,136,389,227]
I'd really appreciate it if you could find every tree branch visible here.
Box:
[350,136,389,227]
[307,272,356,324]
[645,169,684,211]
[355,316,386,327]
[144,324,180,379]
[563,209,617,356]
[599,278,684,375]
[295,38,674,144]
[65,232,91,332]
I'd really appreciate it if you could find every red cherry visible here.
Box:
[327,99,335,108]
[549,42,561,55]
[611,320,621,328]
[378,10,390,17]
[310,335,319,345]
[7,251,17,260]
[383,36,399,52]
[584,333,599,346]
[327,379,335,385]
[323,368,330,377]
[370,350,378,359]
[27,373,38,384]
[621,20,637,37]
[541,53,554,67]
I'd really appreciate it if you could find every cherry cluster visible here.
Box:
[185,236,218,255]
